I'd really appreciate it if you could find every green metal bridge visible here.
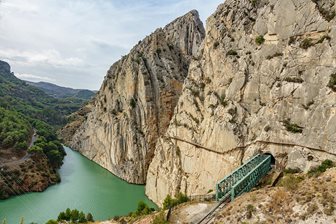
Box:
[216,154,272,201]
[196,154,273,224]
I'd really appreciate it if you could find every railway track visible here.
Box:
[195,196,230,224]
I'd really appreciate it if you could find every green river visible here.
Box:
[0,147,157,224]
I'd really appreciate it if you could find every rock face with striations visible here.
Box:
[61,10,205,184]
[146,0,336,205]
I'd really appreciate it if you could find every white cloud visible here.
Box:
[0,0,224,89]
[0,49,83,67]
[2,0,39,13]
[15,73,56,82]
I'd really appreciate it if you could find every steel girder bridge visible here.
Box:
[216,154,272,202]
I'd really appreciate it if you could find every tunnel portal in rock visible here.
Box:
[263,152,276,166]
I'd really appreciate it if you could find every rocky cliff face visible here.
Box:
[0,153,60,199]
[61,11,205,184]
[0,60,11,73]
[146,0,336,205]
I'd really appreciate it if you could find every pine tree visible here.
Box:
[86,213,94,222]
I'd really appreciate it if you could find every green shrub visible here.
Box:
[317,7,336,22]
[284,168,302,174]
[279,174,304,191]
[327,73,336,91]
[308,160,335,177]
[78,211,87,223]
[129,201,154,218]
[86,213,94,222]
[226,50,238,56]
[300,38,313,49]
[163,193,189,209]
[255,35,265,45]
[130,98,136,108]
[266,52,283,60]
[325,10,336,21]
[283,120,303,133]
[284,76,304,83]
[288,36,296,45]
[317,35,331,44]
[250,0,259,7]
[135,201,152,216]
[56,208,93,223]
[45,220,58,224]
[246,204,255,219]
[152,212,169,224]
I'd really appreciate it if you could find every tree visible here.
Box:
[57,211,66,221]
[3,135,14,147]
[163,195,173,209]
[28,145,43,153]
[65,208,71,221]
[15,141,28,150]
[135,201,151,216]
[70,209,79,222]
[86,213,94,222]
[78,211,87,223]
[45,220,57,224]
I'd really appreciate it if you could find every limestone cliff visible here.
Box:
[61,11,205,184]
[146,0,336,205]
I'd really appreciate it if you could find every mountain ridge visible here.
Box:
[61,10,205,184]
[26,81,96,99]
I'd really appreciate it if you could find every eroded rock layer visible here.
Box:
[146,0,336,205]
[61,11,205,184]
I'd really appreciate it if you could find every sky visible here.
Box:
[0,0,223,90]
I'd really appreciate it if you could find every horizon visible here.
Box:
[0,0,223,90]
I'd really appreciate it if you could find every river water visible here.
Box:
[0,147,156,224]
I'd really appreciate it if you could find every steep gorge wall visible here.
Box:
[146,0,336,205]
[61,11,205,184]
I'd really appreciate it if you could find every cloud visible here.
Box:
[0,49,83,67]
[2,1,39,13]
[0,0,224,89]
[15,73,56,82]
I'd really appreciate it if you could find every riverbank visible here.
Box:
[0,129,60,200]
[0,147,156,224]
[0,151,59,200]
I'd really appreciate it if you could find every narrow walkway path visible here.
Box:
[1,129,37,166]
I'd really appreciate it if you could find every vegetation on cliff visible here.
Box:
[0,60,88,199]
[0,60,88,128]
[45,208,94,224]
[0,108,31,151]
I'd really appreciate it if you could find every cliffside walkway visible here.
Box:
[196,154,272,224]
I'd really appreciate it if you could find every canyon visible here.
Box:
[61,10,205,184]
[62,0,336,206]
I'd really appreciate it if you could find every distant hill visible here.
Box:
[0,60,90,127]
[26,81,96,100]
[0,60,68,199]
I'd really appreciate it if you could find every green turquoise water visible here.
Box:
[0,147,156,224]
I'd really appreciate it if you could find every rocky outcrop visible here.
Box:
[0,153,60,199]
[213,168,336,223]
[61,11,205,184]
[0,60,10,73]
[146,0,336,205]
